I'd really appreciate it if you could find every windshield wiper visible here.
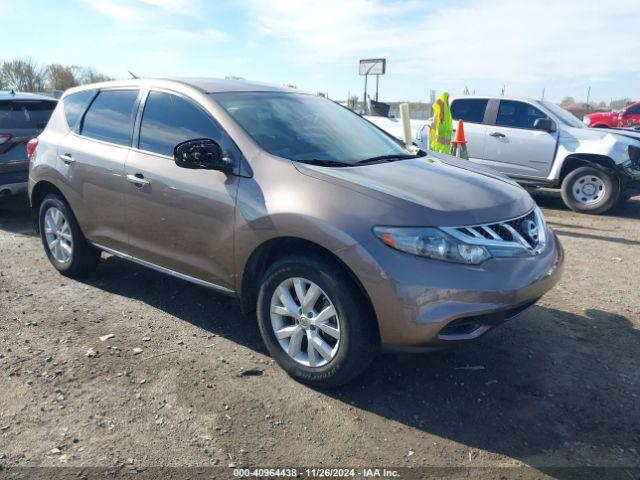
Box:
[295,159,352,167]
[354,154,419,165]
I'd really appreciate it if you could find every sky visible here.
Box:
[1,0,639,103]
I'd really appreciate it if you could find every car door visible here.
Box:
[449,98,489,162]
[123,89,239,291]
[56,88,140,252]
[482,99,558,178]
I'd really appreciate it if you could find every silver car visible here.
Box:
[29,78,563,387]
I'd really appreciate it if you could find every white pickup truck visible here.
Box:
[372,96,640,214]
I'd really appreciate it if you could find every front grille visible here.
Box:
[443,208,546,255]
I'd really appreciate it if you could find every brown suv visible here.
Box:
[28,78,563,386]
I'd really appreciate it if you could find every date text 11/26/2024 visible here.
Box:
[233,468,401,478]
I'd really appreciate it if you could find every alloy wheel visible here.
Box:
[44,206,73,264]
[270,277,341,368]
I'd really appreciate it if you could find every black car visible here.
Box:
[1,90,57,197]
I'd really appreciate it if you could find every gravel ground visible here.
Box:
[0,191,638,477]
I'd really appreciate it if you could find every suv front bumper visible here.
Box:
[340,229,564,347]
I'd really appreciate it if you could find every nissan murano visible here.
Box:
[29,79,563,386]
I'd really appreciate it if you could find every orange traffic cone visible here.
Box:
[450,119,469,160]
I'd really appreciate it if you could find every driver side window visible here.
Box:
[139,91,221,157]
[496,100,548,129]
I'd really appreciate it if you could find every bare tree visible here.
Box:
[560,96,576,107]
[0,62,6,89]
[47,64,79,91]
[610,98,632,110]
[77,68,112,84]
[1,58,46,92]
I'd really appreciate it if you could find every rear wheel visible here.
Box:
[256,255,379,388]
[560,166,619,214]
[39,194,101,276]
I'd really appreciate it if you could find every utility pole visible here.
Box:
[501,84,506,96]
[586,85,591,112]
[541,88,545,100]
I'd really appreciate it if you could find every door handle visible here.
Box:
[126,173,150,186]
[489,132,506,138]
[58,153,74,164]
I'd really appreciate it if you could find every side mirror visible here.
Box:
[174,139,233,173]
[533,118,556,133]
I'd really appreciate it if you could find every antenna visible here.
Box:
[128,71,139,79]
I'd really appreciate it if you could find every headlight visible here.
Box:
[583,117,591,126]
[373,226,491,264]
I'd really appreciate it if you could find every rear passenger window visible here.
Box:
[496,100,548,129]
[450,99,488,123]
[81,90,139,146]
[63,90,96,132]
[139,91,221,157]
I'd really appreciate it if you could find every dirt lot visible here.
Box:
[0,191,639,477]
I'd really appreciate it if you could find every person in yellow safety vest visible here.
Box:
[429,92,453,154]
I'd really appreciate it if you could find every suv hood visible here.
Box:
[295,153,534,227]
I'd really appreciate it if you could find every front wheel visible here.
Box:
[560,166,620,214]
[256,255,379,388]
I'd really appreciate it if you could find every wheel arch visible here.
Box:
[239,236,378,329]
[30,180,67,232]
[559,154,619,184]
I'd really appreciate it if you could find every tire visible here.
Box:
[560,166,620,214]
[256,255,379,388]
[39,194,101,276]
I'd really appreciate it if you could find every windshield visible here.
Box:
[540,100,586,129]
[212,92,409,165]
